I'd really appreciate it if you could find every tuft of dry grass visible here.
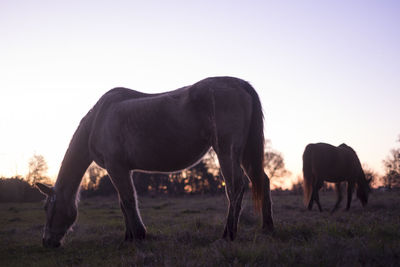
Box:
[0,191,399,266]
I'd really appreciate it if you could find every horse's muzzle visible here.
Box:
[42,238,61,248]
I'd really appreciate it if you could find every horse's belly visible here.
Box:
[325,176,346,183]
[132,145,210,172]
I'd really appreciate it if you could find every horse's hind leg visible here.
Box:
[307,189,315,210]
[218,151,247,241]
[314,180,323,212]
[107,167,146,241]
[346,181,355,211]
[331,182,343,213]
[262,173,274,231]
[308,188,322,212]
[308,190,322,212]
[314,192,323,212]
[309,183,323,212]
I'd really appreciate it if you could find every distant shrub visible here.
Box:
[0,177,45,202]
[81,175,117,198]
[95,175,116,195]
[291,180,303,195]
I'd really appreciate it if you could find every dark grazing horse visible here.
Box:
[303,143,371,213]
[35,76,274,248]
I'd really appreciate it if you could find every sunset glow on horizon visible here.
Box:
[1,1,399,187]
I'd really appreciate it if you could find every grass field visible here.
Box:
[0,190,399,266]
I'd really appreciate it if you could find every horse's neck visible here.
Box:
[55,123,92,202]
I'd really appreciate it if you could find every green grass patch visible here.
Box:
[0,191,399,266]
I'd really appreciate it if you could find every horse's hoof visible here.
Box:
[124,233,133,242]
[134,229,146,240]
[262,219,274,233]
[221,233,235,241]
[221,230,236,241]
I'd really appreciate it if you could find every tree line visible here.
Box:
[82,157,225,198]
[1,136,399,202]
[0,153,227,202]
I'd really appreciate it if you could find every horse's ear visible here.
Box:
[35,183,54,196]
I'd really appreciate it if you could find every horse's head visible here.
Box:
[356,177,372,207]
[36,183,77,248]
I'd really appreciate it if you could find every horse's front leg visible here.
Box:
[119,202,133,241]
[108,167,146,241]
[346,181,355,211]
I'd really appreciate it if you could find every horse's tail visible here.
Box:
[241,83,265,213]
[302,144,314,206]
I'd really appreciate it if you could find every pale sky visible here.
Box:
[0,0,399,184]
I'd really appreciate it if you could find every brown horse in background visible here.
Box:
[36,76,274,248]
[303,143,371,213]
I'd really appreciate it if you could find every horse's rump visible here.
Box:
[302,144,314,206]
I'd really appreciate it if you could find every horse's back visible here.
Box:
[87,77,256,172]
[303,143,338,164]
[91,76,252,123]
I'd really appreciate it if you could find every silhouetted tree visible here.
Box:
[168,172,186,195]
[132,172,150,194]
[150,173,170,194]
[184,160,224,194]
[82,162,107,190]
[26,154,50,185]
[362,164,379,188]
[382,135,400,189]
[202,150,220,176]
[291,176,303,195]
[264,140,290,189]
[80,151,225,197]
[133,157,223,196]
[95,175,117,196]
